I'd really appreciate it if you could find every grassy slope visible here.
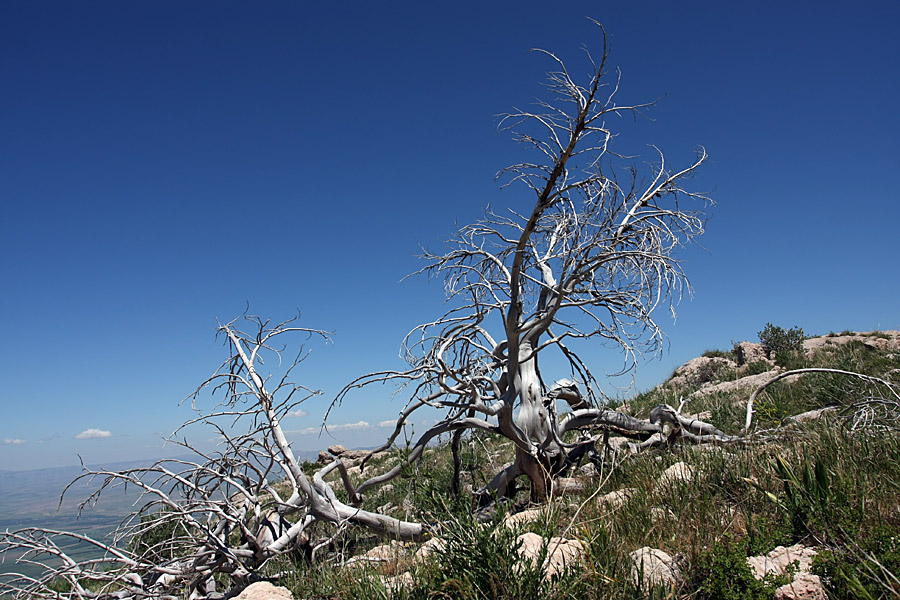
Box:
[271,332,900,599]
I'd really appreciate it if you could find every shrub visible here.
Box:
[694,537,780,600]
[758,323,805,367]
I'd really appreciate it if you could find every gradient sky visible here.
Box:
[2,1,898,471]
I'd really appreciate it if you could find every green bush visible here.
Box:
[758,323,805,367]
[813,526,900,599]
[694,537,781,600]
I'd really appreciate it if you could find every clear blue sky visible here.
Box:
[2,1,898,471]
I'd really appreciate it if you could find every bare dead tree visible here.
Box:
[9,26,893,600]
[1,314,425,599]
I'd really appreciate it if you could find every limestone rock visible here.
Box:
[327,444,349,456]
[553,476,585,494]
[774,572,828,600]
[658,462,693,487]
[803,330,900,357]
[415,536,447,561]
[667,356,738,390]
[516,532,585,578]
[235,581,293,599]
[598,488,636,510]
[746,544,826,600]
[502,507,546,528]
[629,547,683,589]
[735,341,771,366]
[746,544,818,580]
[694,370,780,398]
[579,462,598,477]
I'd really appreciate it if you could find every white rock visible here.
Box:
[516,532,585,578]
[629,547,683,589]
[234,581,294,599]
[598,488,636,510]
[746,544,818,580]
[658,462,693,487]
[774,572,828,600]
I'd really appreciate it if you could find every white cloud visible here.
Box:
[285,409,308,418]
[332,421,369,431]
[75,428,113,440]
[3,438,26,445]
[287,421,371,436]
[378,420,396,428]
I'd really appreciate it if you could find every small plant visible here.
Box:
[758,323,806,367]
[694,537,779,600]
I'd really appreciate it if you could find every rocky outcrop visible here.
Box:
[666,356,738,391]
[734,341,772,366]
[317,444,374,465]
[747,544,827,600]
[804,330,900,357]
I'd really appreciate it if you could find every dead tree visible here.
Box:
[0,315,424,599]
[335,24,715,502]
[5,27,845,599]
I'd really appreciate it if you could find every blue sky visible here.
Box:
[2,1,898,471]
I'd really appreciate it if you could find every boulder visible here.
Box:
[327,444,349,456]
[414,536,447,561]
[234,581,293,599]
[502,507,546,528]
[746,544,818,580]
[598,488,636,510]
[516,532,585,578]
[629,547,683,589]
[746,545,826,600]
[658,462,693,487]
[774,572,828,600]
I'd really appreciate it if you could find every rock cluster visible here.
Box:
[746,544,827,600]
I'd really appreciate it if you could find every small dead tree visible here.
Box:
[0,315,425,599]
[335,24,717,502]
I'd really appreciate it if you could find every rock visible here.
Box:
[327,444,349,456]
[363,540,406,561]
[684,410,713,422]
[735,341,772,366]
[516,532,585,578]
[667,356,738,390]
[746,544,818,580]
[579,462,598,477]
[380,571,414,591]
[629,547,683,589]
[803,330,900,357]
[502,507,546,528]
[774,572,828,600]
[345,540,407,568]
[415,536,447,561]
[658,462,693,487]
[598,488,636,510]
[234,581,293,599]
[694,370,780,398]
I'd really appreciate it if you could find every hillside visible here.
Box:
[3,329,898,600]
[255,329,900,600]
